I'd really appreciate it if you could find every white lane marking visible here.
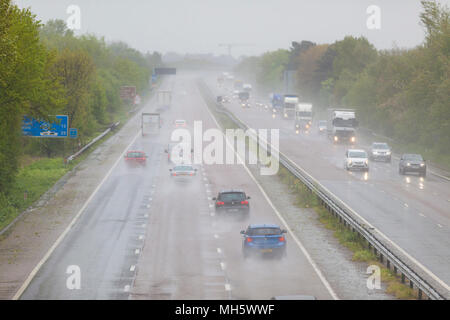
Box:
[207,197,212,201]
[12,128,143,300]
[224,284,231,291]
[437,224,443,228]
[217,248,222,254]
[130,265,136,272]
[220,262,226,270]
[124,285,130,292]
[146,204,151,208]
[203,96,339,300]
[206,189,211,193]
[135,249,140,255]
[209,204,214,208]
[227,102,450,293]
[139,235,145,240]
[404,203,409,208]
[419,213,426,218]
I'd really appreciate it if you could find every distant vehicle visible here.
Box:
[327,108,358,144]
[241,101,251,108]
[270,93,283,114]
[240,224,287,259]
[345,149,369,172]
[169,165,197,179]
[294,103,313,133]
[141,112,160,136]
[157,90,172,109]
[399,154,426,177]
[282,95,298,119]
[238,91,250,102]
[234,80,244,90]
[213,190,250,217]
[318,120,327,134]
[174,119,187,127]
[243,83,252,93]
[369,142,392,162]
[125,150,147,166]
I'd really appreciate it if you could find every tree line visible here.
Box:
[0,0,161,194]
[235,0,449,164]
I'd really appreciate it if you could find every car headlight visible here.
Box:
[347,159,352,164]
[284,113,288,117]
[386,151,391,155]
[334,136,338,142]
[295,124,299,128]
[351,137,356,142]
[306,124,310,129]
[407,162,411,166]
[365,159,368,165]
[420,163,425,167]
[273,109,276,113]
[373,151,378,155]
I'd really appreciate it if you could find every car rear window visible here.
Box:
[219,192,246,201]
[127,152,144,158]
[174,166,193,171]
[247,228,282,236]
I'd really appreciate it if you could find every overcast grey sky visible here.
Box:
[14,0,450,57]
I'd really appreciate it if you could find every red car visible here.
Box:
[125,150,147,166]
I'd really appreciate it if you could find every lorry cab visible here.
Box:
[282,95,298,119]
[294,103,313,133]
[327,109,358,144]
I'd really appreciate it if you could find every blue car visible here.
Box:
[240,224,287,259]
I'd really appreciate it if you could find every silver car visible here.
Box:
[345,149,369,172]
[369,142,392,162]
[169,165,198,180]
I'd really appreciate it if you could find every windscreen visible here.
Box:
[404,154,423,161]
[348,151,367,158]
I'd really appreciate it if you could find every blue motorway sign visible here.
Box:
[69,128,78,139]
[22,115,69,138]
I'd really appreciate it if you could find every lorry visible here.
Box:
[141,112,161,136]
[327,108,358,144]
[157,90,172,110]
[282,94,298,119]
[270,93,283,114]
[294,103,313,133]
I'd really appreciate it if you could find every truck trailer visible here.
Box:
[282,95,298,119]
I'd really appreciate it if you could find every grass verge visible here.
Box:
[278,165,417,299]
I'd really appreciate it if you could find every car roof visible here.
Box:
[127,150,145,153]
[219,189,245,194]
[248,224,280,229]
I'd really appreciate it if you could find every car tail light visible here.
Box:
[241,200,248,205]
[279,237,285,242]
[246,237,253,242]
[172,173,177,176]
[190,173,194,176]
[216,201,224,206]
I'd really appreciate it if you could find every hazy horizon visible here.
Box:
[14,0,450,57]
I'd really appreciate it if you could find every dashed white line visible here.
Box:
[138,235,145,240]
[214,234,219,239]
[220,262,226,270]
[135,249,140,255]
[130,265,136,272]
[224,284,231,291]
[124,285,130,292]
[437,224,443,228]
[404,203,409,208]
[419,213,426,218]
[217,248,222,254]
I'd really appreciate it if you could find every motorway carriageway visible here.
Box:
[18,74,336,300]
[211,76,450,293]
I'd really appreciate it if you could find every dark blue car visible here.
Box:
[241,224,287,259]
